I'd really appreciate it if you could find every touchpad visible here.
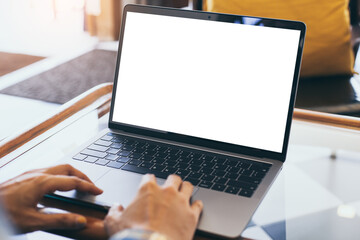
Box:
[96,170,158,207]
[52,170,198,209]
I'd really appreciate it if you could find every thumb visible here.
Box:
[191,200,203,221]
[35,212,87,231]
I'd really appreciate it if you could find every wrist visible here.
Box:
[110,228,168,240]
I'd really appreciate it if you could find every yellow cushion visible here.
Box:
[204,0,354,77]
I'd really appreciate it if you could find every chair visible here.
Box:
[194,0,360,117]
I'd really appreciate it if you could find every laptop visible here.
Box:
[49,4,306,239]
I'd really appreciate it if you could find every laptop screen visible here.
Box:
[111,7,304,156]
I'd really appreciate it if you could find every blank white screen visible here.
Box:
[112,12,301,153]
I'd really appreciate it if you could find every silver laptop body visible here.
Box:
[52,5,306,239]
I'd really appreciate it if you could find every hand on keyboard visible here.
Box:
[104,174,203,240]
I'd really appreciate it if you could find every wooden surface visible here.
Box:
[0,52,44,76]
[85,0,189,41]
[293,108,360,130]
[0,83,113,161]
[86,0,121,41]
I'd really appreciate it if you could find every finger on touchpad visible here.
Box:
[156,178,199,196]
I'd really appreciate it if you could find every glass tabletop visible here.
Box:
[2,106,360,240]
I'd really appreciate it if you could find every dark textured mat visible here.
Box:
[0,49,117,104]
[0,52,44,76]
[295,75,360,116]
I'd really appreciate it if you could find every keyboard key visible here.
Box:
[212,157,226,164]
[153,152,168,158]
[165,158,178,164]
[84,156,98,163]
[199,155,215,161]
[164,154,179,161]
[95,159,110,166]
[105,154,119,161]
[129,153,142,159]
[199,181,213,189]
[213,164,228,171]
[151,164,166,172]
[150,170,169,179]
[164,148,180,155]
[253,171,266,179]
[175,169,190,178]
[177,157,191,163]
[145,145,158,151]
[107,148,120,154]
[180,150,191,157]
[211,184,226,192]
[110,143,123,149]
[107,161,124,169]
[201,174,215,182]
[213,170,226,178]
[250,161,271,168]
[132,148,145,154]
[214,177,228,185]
[176,162,189,170]
[226,160,239,167]
[187,165,201,172]
[140,162,153,169]
[238,162,251,169]
[128,159,142,166]
[136,142,147,148]
[88,144,108,152]
[155,146,169,153]
[117,156,131,163]
[118,151,131,157]
[151,158,166,164]
[228,166,241,174]
[81,149,107,158]
[227,180,257,191]
[187,152,202,160]
[139,155,153,162]
[124,139,136,145]
[188,172,202,179]
[111,137,123,143]
[242,169,254,177]
[109,134,125,143]
[238,176,262,184]
[225,186,240,195]
[163,167,178,174]
[239,189,254,198]
[122,145,135,151]
[201,161,215,168]
[95,139,112,147]
[162,161,177,167]
[184,177,201,186]
[122,164,148,174]
[225,172,240,180]
[73,154,86,161]
[122,164,168,179]
[250,164,271,173]
[198,167,214,175]
[189,160,204,167]
[101,135,113,141]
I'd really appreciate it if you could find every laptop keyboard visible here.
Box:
[73,132,271,198]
